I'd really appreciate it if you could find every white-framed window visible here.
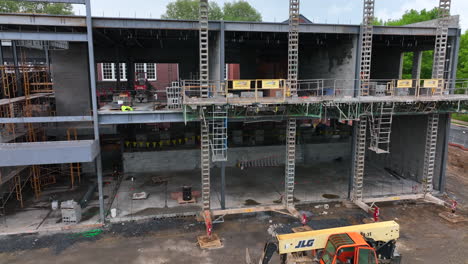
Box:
[102,63,114,81]
[135,63,157,81]
[100,63,156,81]
[119,63,127,81]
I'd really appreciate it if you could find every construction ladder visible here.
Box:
[284,118,297,207]
[200,108,211,210]
[359,0,375,96]
[353,119,367,200]
[210,106,228,162]
[431,0,451,95]
[369,103,394,154]
[199,0,209,98]
[288,0,300,96]
[423,114,439,194]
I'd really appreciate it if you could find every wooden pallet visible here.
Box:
[439,212,467,223]
[197,233,223,249]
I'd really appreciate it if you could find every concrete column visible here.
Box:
[398,52,404,79]
[50,43,91,116]
[220,161,226,209]
[209,31,221,93]
[411,51,423,80]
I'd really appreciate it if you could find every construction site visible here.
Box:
[0,0,467,263]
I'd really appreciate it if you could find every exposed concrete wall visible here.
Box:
[123,142,351,173]
[368,114,447,190]
[299,36,357,96]
[50,43,91,116]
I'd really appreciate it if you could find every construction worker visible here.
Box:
[121,105,134,111]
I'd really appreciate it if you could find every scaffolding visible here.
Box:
[352,118,367,201]
[432,0,451,95]
[284,118,297,207]
[369,102,394,154]
[359,0,375,96]
[288,0,300,96]
[199,0,210,98]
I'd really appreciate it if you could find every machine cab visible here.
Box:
[320,232,378,264]
[134,72,148,90]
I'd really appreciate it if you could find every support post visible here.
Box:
[439,114,450,192]
[0,40,3,98]
[411,51,423,80]
[85,0,105,223]
[12,40,23,97]
[220,161,226,209]
[284,118,297,207]
[398,52,404,80]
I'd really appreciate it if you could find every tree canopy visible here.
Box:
[374,8,438,26]
[161,0,261,22]
[375,8,468,82]
[0,1,73,15]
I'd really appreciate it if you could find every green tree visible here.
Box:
[0,1,73,15]
[161,0,222,20]
[376,8,438,26]
[223,1,261,22]
[162,0,261,22]
[375,8,441,80]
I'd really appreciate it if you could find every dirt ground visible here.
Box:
[0,147,466,264]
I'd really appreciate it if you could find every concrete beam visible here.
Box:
[0,140,99,166]
[0,32,87,42]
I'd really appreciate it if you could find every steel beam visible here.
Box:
[0,140,99,167]
[98,111,186,124]
[0,32,87,42]
[0,116,92,124]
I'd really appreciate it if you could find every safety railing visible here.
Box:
[181,78,468,105]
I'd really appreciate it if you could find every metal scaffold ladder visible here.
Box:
[284,118,297,207]
[369,103,394,154]
[210,106,228,162]
[359,0,375,96]
[288,0,300,96]
[200,109,211,210]
[199,0,209,98]
[431,0,451,95]
[423,114,439,194]
[353,119,367,200]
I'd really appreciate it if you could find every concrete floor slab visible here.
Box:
[110,160,422,220]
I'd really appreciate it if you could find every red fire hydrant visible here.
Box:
[373,206,380,222]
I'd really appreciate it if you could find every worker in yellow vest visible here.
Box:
[121,105,134,111]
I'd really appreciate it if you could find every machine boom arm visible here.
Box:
[277,221,399,254]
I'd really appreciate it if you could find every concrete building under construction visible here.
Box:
[0,0,467,233]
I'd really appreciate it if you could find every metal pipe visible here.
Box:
[85,0,105,223]
[80,182,98,208]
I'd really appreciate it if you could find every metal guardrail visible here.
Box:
[182,78,468,103]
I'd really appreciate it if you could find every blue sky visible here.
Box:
[74,0,468,30]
